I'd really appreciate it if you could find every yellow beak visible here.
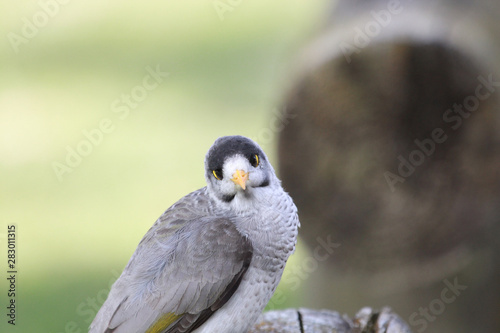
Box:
[231,169,249,190]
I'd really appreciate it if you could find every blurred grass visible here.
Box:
[0,1,328,331]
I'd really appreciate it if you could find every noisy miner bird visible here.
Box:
[90,135,299,333]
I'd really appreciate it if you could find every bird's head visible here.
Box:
[205,136,275,204]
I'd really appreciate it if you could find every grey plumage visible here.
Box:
[90,136,299,333]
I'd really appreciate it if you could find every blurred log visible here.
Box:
[250,307,412,333]
[278,1,500,332]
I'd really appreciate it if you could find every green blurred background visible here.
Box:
[0,1,329,331]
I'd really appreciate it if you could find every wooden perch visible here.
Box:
[249,307,412,333]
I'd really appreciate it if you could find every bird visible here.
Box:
[90,135,300,333]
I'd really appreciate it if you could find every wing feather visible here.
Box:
[90,188,253,333]
[145,313,181,333]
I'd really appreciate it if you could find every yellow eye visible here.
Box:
[212,169,223,180]
[250,154,259,167]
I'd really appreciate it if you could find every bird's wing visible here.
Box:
[90,189,253,333]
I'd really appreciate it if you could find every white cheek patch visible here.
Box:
[219,177,236,193]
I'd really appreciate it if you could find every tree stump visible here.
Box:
[277,0,500,332]
[250,307,412,333]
